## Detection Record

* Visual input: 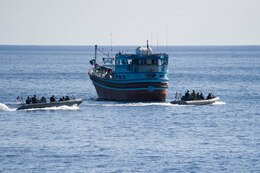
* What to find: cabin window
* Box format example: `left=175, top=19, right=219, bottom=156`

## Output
left=158, top=59, right=162, bottom=65
left=128, top=59, right=132, bottom=64
left=152, top=59, right=159, bottom=65
left=116, top=60, right=127, bottom=65
left=146, top=59, right=151, bottom=65
left=139, top=59, right=145, bottom=65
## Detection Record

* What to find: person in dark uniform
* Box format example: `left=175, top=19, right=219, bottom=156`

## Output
left=65, top=96, right=70, bottom=101
left=31, top=95, right=38, bottom=103
left=50, top=95, right=56, bottom=102
left=184, top=90, right=190, bottom=101
left=207, top=93, right=212, bottom=99
left=197, top=93, right=200, bottom=100
left=192, top=90, right=196, bottom=100
left=40, top=96, right=47, bottom=103
left=59, top=97, right=65, bottom=101
left=26, top=97, right=31, bottom=104
left=199, top=93, right=205, bottom=100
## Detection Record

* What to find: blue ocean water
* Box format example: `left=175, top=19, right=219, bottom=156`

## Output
left=0, top=45, right=259, bottom=172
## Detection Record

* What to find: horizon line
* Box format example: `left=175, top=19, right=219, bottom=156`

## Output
left=0, top=44, right=260, bottom=47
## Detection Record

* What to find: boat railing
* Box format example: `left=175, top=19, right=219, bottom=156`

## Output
left=93, top=66, right=113, bottom=79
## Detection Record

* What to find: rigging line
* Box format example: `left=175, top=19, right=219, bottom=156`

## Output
left=110, top=33, right=114, bottom=58
left=110, top=33, right=113, bottom=52
left=97, top=48, right=110, bottom=57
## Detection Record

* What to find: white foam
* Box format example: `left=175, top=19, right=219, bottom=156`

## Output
left=22, top=105, right=80, bottom=111
left=212, top=101, right=226, bottom=105
left=87, top=100, right=226, bottom=107
left=0, top=103, right=16, bottom=112
left=88, top=102, right=173, bottom=107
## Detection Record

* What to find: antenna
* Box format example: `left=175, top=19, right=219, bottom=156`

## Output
left=110, top=33, right=113, bottom=57
left=94, top=45, right=97, bottom=64
left=151, top=32, right=153, bottom=47
left=156, top=19, right=159, bottom=52
left=146, top=40, right=149, bottom=55
left=157, top=31, right=159, bottom=52
left=166, top=27, right=168, bottom=52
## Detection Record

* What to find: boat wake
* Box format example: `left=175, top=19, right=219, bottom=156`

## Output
left=0, top=103, right=80, bottom=112
left=20, top=105, right=80, bottom=111
left=0, top=103, right=16, bottom=112
left=88, top=102, right=173, bottom=107
left=87, top=100, right=226, bottom=107
left=212, top=101, right=226, bottom=105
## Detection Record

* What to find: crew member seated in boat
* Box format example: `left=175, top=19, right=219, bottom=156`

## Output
left=65, top=96, right=70, bottom=101
left=59, top=97, right=65, bottom=101
left=31, top=95, right=38, bottom=103
left=199, top=93, right=205, bottom=100
left=197, top=93, right=200, bottom=100
left=26, top=97, right=31, bottom=104
left=60, top=96, right=66, bottom=101
left=50, top=95, right=56, bottom=102
left=40, top=96, right=47, bottom=103
left=191, top=90, right=197, bottom=100
left=182, top=90, right=190, bottom=101
left=207, top=93, right=213, bottom=99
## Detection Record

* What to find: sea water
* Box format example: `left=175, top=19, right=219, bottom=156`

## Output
left=0, top=45, right=259, bottom=172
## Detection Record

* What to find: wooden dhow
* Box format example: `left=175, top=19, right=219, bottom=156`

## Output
left=88, top=41, right=169, bottom=102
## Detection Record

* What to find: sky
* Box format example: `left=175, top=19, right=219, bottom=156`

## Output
left=0, top=0, right=260, bottom=45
